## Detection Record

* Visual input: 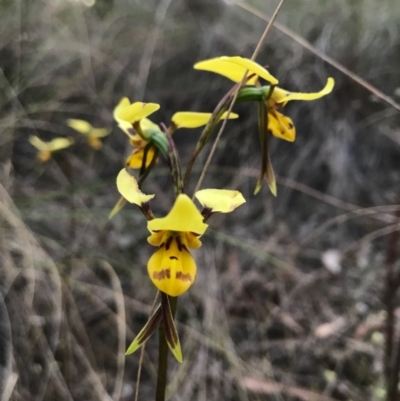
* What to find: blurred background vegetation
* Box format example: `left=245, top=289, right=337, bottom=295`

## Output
left=1, top=0, right=400, bottom=400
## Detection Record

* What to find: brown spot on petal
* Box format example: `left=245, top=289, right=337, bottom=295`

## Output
left=153, top=269, right=171, bottom=280
left=176, top=236, right=183, bottom=252
left=176, top=272, right=192, bottom=282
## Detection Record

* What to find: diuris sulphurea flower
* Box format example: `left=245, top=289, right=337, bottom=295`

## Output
left=66, top=119, right=110, bottom=150
left=116, top=169, right=245, bottom=361
left=194, top=55, right=334, bottom=195
left=29, top=135, right=74, bottom=163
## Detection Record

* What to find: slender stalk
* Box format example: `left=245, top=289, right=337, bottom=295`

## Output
left=155, top=296, right=177, bottom=401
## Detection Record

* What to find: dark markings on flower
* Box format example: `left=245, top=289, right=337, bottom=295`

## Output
left=176, top=236, right=183, bottom=252
left=190, top=232, right=200, bottom=237
left=169, top=256, right=178, bottom=260
left=176, top=272, right=192, bottom=282
left=165, top=236, right=173, bottom=250
left=153, top=269, right=171, bottom=280
left=288, top=122, right=293, bottom=129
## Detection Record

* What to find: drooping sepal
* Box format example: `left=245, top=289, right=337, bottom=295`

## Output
left=161, top=293, right=182, bottom=363
left=125, top=305, right=163, bottom=355
left=255, top=101, right=277, bottom=196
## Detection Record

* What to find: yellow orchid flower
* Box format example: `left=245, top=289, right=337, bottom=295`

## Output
left=66, top=119, right=110, bottom=150
left=171, top=111, right=239, bottom=129
left=29, top=135, right=74, bottom=162
left=147, top=195, right=207, bottom=297
left=116, top=169, right=246, bottom=296
left=267, top=77, right=335, bottom=142
left=194, top=56, right=278, bottom=85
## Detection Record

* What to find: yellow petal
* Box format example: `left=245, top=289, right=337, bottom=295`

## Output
left=126, top=147, right=157, bottom=169
left=113, top=97, right=131, bottom=123
left=148, top=230, right=166, bottom=246
left=171, top=111, right=239, bottom=129
left=147, top=235, right=197, bottom=297
left=194, top=57, right=259, bottom=86
left=268, top=110, right=296, bottom=142
left=116, top=168, right=155, bottom=206
left=221, top=56, right=279, bottom=85
left=195, top=189, right=246, bottom=213
left=148, top=194, right=208, bottom=235
left=271, top=77, right=335, bottom=105
left=29, top=135, right=47, bottom=151
left=183, top=232, right=202, bottom=249
left=115, top=101, right=160, bottom=124
left=47, top=137, right=75, bottom=151
left=66, top=119, right=92, bottom=134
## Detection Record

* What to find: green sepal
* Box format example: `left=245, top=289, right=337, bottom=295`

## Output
left=254, top=101, right=277, bottom=196
left=109, top=196, right=127, bottom=219
left=237, top=86, right=273, bottom=103
left=125, top=304, right=163, bottom=355
left=237, top=87, right=266, bottom=103
left=148, top=131, right=168, bottom=157
left=161, top=293, right=182, bottom=363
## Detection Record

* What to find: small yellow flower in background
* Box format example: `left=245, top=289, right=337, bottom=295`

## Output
left=171, top=111, right=239, bottom=129
left=29, top=135, right=74, bottom=162
left=194, top=56, right=278, bottom=85
left=267, top=77, right=335, bottom=142
left=66, top=119, right=111, bottom=150
left=117, top=168, right=245, bottom=297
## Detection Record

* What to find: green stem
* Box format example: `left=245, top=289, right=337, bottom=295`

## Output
left=155, top=296, right=177, bottom=401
